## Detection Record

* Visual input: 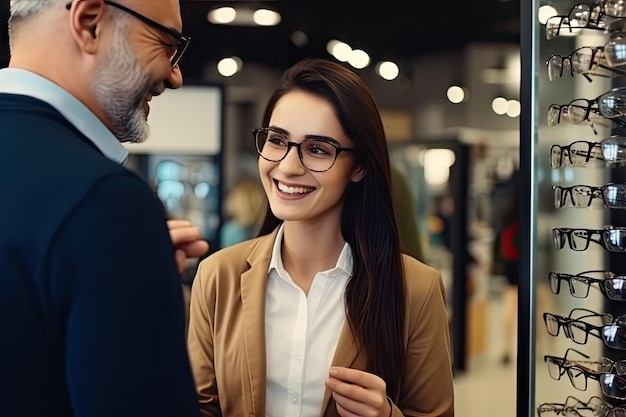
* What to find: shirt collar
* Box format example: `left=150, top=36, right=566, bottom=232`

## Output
left=268, top=223, right=354, bottom=278
left=0, top=68, right=128, bottom=164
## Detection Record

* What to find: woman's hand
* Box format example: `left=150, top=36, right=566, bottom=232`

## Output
left=326, top=366, right=391, bottom=417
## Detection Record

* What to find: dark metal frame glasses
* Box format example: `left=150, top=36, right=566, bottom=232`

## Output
left=66, top=0, right=191, bottom=67
left=549, top=270, right=626, bottom=301
left=550, top=136, right=626, bottom=168
left=253, top=127, right=355, bottom=173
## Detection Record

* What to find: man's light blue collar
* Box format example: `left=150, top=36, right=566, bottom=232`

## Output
left=0, top=68, right=128, bottom=164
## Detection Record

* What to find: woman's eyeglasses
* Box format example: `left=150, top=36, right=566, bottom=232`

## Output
left=553, top=183, right=626, bottom=208
left=549, top=270, right=626, bottom=301
left=253, top=127, right=355, bottom=172
left=553, top=226, right=626, bottom=252
left=550, top=137, right=626, bottom=168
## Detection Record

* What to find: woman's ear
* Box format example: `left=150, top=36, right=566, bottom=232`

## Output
left=351, top=165, right=366, bottom=183
left=68, top=0, right=106, bottom=55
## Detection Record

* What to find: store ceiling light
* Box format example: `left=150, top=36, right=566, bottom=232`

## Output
left=207, top=5, right=281, bottom=26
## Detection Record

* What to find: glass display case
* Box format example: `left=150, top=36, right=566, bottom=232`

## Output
left=522, top=1, right=626, bottom=415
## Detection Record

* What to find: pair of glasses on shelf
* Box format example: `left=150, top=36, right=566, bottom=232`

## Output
left=548, top=87, right=626, bottom=131
left=553, top=183, right=626, bottom=208
left=543, top=308, right=626, bottom=349
left=549, top=270, right=626, bottom=301
left=537, top=394, right=626, bottom=417
left=545, top=348, right=626, bottom=399
left=553, top=226, right=626, bottom=252
left=550, top=136, right=626, bottom=168
left=547, top=34, right=626, bottom=82
left=545, top=1, right=626, bottom=40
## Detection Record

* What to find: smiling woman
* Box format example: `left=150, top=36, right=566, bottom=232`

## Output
left=187, top=58, right=455, bottom=417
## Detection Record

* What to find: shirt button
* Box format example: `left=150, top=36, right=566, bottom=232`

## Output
left=291, top=398, right=297, bottom=404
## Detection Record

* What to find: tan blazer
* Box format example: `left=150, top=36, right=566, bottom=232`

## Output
left=187, top=229, right=454, bottom=417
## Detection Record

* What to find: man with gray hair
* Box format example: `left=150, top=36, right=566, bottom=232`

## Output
left=0, top=1, right=207, bottom=416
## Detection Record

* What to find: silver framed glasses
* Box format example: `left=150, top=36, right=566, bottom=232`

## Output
left=550, top=136, right=626, bottom=167
left=253, top=127, right=356, bottom=172
left=553, top=183, right=626, bottom=208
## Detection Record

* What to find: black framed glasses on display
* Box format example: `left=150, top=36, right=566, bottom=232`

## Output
left=547, top=45, right=626, bottom=82
left=65, top=0, right=191, bottom=67
left=543, top=310, right=626, bottom=349
left=537, top=395, right=615, bottom=417
left=549, top=87, right=626, bottom=130
left=553, top=226, right=626, bottom=252
left=548, top=103, right=602, bottom=134
left=545, top=1, right=626, bottom=40
left=550, top=136, right=626, bottom=168
left=553, top=183, right=626, bottom=208
left=253, top=127, right=355, bottom=173
left=548, top=270, right=626, bottom=301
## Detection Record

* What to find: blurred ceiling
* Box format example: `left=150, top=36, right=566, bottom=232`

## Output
left=177, top=0, right=521, bottom=79
left=0, top=0, right=520, bottom=78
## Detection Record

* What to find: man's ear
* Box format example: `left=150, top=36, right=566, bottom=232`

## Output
left=351, top=165, right=366, bottom=183
left=68, top=0, right=107, bottom=55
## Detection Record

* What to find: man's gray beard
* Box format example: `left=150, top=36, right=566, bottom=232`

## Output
left=92, top=22, right=153, bottom=144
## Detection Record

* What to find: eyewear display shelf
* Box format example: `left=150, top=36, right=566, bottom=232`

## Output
left=522, top=1, right=626, bottom=416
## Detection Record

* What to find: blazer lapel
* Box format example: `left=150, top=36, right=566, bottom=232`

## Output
left=240, top=230, right=278, bottom=415
left=320, top=321, right=360, bottom=417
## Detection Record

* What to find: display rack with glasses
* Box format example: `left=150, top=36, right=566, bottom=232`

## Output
left=528, top=1, right=626, bottom=415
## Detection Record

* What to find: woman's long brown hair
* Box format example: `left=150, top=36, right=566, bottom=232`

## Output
left=256, top=58, right=406, bottom=397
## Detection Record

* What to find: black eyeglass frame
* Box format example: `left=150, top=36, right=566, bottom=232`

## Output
left=553, top=183, right=626, bottom=209
left=65, top=0, right=191, bottom=67
left=548, top=270, right=626, bottom=301
left=253, top=127, right=356, bottom=173
left=550, top=136, right=626, bottom=168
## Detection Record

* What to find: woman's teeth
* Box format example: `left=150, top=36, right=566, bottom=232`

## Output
left=277, top=182, right=313, bottom=194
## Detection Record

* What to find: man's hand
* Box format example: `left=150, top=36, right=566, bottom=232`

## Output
left=167, top=219, right=210, bottom=273
left=326, top=366, right=391, bottom=417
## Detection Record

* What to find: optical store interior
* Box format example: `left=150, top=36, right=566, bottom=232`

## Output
left=11, top=0, right=626, bottom=415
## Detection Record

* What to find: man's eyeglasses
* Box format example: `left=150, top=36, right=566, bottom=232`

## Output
left=552, top=226, right=626, bottom=252
left=253, top=127, right=355, bottom=173
left=553, top=183, right=626, bottom=208
left=545, top=1, right=626, bottom=40
left=550, top=137, right=626, bottom=168
left=549, top=270, right=626, bottom=301
left=66, top=1, right=191, bottom=67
